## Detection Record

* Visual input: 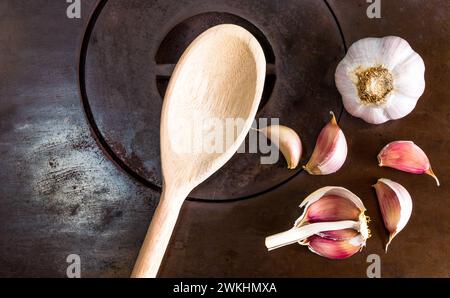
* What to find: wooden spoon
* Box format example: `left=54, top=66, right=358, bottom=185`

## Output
left=131, top=24, right=266, bottom=277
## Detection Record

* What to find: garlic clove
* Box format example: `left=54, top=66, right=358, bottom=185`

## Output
left=335, top=36, right=425, bottom=124
left=296, top=186, right=367, bottom=224
left=259, top=125, right=302, bottom=169
left=304, top=234, right=364, bottom=259
left=373, top=178, right=413, bottom=252
left=303, top=112, right=348, bottom=175
left=302, top=195, right=361, bottom=223
left=378, top=141, right=440, bottom=186
left=296, top=185, right=371, bottom=243
left=265, top=186, right=370, bottom=257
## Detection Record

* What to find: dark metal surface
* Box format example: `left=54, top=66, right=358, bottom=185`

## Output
left=0, top=0, right=153, bottom=277
left=83, top=0, right=344, bottom=200
left=0, top=0, right=449, bottom=277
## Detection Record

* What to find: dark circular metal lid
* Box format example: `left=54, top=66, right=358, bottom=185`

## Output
left=80, top=0, right=345, bottom=200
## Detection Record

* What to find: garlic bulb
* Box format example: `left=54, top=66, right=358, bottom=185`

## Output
left=303, top=112, right=348, bottom=175
left=258, top=125, right=302, bottom=169
left=378, top=141, right=440, bottom=186
left=373, top=178, right=413, bottom=252
left=335, top=36, right=425, bottom=124
left=265, top=187, right=370, bottom=259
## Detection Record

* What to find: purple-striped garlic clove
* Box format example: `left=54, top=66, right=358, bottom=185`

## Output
left=295, top=186, right=368, bottom=230
left=310, top=229, right=364, bottom=259
left=301, top=195, right=361, bottom=224
left=259, top=125, right=302, bottom=169
left=303, top=112, right=347, bottom=175
left=378, top=141, right=440, bottom=186
left=304, top=233, right=365, bottom=260
left=265, top=186, right=370, bottom=259
left=373, top=178, right=413, bottom=252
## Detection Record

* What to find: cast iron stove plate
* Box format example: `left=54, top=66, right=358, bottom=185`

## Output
left=81, top=0, right=345, bottom=200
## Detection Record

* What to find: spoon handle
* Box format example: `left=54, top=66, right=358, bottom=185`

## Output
left=131, top=187, right=186, bottom=278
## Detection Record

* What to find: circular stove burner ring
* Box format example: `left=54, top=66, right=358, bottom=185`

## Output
left=79, top=0, right=346, bottom=201
left=155, top=11, right=277, bottom=114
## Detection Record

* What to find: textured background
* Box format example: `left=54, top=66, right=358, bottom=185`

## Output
left=0, top=0, right=449, bottom=277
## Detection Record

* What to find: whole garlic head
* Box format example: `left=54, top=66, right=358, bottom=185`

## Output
left=335, top=36, right=425, bottom=124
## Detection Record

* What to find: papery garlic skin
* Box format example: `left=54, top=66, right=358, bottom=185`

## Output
left=317, top=228, right=361, bottom=241
left=259, top=125, right=302, bottom=169
left=265, top=187, right=370, bottom=259
left=373, top=178, right=413, bottom=252
left=335, top=36, right=425, bottom=124
left=303, top=112, right=348, bottom=175
left=265, top=220, right=360, bottom=251
left=378, top=141, right=440, bottom=186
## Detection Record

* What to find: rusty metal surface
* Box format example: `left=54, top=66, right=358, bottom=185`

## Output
left=0, top=0, right=449, bottom=277
left=0, top=0, right=155, bottom=277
